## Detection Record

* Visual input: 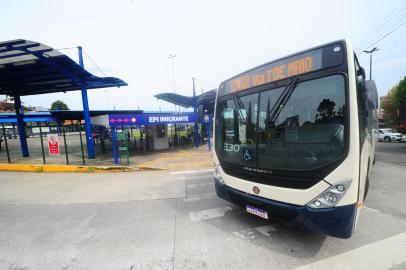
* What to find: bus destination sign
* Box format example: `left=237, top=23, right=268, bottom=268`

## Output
left=220, top=48, right=328, bottom=95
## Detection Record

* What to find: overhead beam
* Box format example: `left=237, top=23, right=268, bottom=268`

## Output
left=0, top=48, right=53, bottom=60
left=0, top=42, right=41, bottom=54
left=27, top=50, right=84, bottom=87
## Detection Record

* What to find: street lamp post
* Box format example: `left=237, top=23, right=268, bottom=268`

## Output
left=168, top=54, right=177, bottom=113
left=168, top=54, right=176, bottom=92
left=363, top=47, right=379, bottom=80
left=168, top=54, right=177, bottom=145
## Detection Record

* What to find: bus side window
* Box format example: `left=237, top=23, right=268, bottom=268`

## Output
left=365, top=80, right=379, bottom=131
left=355, top=59, right=370, bottom=144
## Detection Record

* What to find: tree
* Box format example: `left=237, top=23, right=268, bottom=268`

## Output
left=50, top=100, right=69, bottom=111
left=393, top=75, right=406, bottom=108
left=381, top=87, right=397, bottom=128
left=381, top=75, right=406, bottom=128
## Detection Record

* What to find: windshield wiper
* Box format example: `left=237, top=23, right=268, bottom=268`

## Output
left=267, top=77, right=299, bottom=125
left=232, top=92, right=246, bottom=123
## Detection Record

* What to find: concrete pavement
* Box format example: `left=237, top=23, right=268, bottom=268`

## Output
left=0, top=171, right=185, bottom=204
left=375, top=141, right=406, bottom=167
left=0, top=143, right=405, bottom=269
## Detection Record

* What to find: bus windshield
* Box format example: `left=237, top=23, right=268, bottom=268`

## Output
left=215, top=74, right=346, bottom=171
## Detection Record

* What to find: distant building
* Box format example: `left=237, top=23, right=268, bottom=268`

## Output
left=29, top=106, right=49, bottom=112
left=0, top=100, right=15, bottom=112
left=0, top=96, right=47, bottom=112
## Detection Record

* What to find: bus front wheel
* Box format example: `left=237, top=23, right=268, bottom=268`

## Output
left=364, top=176, right=370, bottom=201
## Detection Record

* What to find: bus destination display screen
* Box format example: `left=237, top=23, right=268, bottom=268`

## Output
left=219, top=43, right=345, bottom=96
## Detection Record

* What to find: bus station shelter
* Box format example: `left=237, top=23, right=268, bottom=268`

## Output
left=0, top=39, right=127, bottom=159
left=91, top=111, right=198, bottom=164
left=155, top=89, right=216, bottom=114
left=155, top=88, right=216, bottom=144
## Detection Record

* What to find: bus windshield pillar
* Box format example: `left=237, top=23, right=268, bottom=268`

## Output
left=207, top=114, right=212, bottom=151
left=193, top=77, right=199, bottom=147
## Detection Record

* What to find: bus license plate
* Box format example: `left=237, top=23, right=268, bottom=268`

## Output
left=246, top=205, right=269, bottom=220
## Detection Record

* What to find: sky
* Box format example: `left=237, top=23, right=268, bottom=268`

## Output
left=1, top=0, right=406, bottom=111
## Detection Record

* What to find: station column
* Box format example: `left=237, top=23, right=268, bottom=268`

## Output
left=14, top=95, right=29, bottom=157
left=78, top=46, right=95, bottom=159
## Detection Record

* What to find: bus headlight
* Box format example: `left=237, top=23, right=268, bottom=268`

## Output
left=214, top=164, right=224, bottom=184
left=307, top=179, right=352, bottom=208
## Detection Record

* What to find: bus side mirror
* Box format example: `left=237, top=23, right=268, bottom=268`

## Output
left=357, top=67, right=366, bottom=79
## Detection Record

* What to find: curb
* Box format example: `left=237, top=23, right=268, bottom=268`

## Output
left=0, top=164, right=163, bottom=173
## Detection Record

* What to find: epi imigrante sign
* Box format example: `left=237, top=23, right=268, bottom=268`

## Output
left=108, top=113, right=196, bottom=126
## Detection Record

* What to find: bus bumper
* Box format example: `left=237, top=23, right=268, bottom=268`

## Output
left=214, top=178, right=356, bottom=238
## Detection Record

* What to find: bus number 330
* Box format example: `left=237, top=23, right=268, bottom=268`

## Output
left=224, top=143, right=240, bottom=152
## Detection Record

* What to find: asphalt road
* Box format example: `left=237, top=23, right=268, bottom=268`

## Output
left=0, top=144, right=405, bottom=270
left=375, top=140, right=406, bottom=167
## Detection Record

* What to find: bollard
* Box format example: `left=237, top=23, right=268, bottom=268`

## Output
left=2, top=123, right=11, bottom=163
left=78, top=124, right=85, bottom=165
left=62, top=125, right=69, bottom=165
left=39, top=123, right=46, bottom=164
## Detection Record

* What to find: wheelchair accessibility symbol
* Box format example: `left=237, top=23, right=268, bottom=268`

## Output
left=243, top=149, right=253, bottom=161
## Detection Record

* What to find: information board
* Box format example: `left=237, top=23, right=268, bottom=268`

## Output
left=47, top=134, right=60, bottom=155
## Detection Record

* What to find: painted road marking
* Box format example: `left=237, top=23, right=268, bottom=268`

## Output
left=183, top=197, right=203, bottom=202
left=185, top=174, right=212, bottom=180
left=183, top=194, right=218, bottom=202
left=189, top=206, right=232, bottom=222
left=233, top=229, right=257, bottom=240
left=171, top=169, right=214, bottom=175
left=233, top=225, right=278, bottom=239
left=254, top=225, right=278, bottom=236
left=363, top=206, right=381, bottom=213
left=295, top=233, right=406, bottom=270
left=187, top=182, right=214, bottom=189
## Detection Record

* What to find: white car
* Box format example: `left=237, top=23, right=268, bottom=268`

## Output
left=378, top=128, right=406, bottom=143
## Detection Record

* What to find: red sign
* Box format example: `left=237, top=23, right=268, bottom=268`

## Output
left=47, top=134, right=60, bottom=155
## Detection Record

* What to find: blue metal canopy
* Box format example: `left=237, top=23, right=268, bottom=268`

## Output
left=0, top=39, right=128, bottom=159
left=0, top=111, right=56, bottom=123
left=154, top=89, right=217, bottom=108
left=0, top=39, right=128, bottom=96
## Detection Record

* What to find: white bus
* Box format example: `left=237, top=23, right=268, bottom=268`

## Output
left=213, top=40, right=379, bottom=238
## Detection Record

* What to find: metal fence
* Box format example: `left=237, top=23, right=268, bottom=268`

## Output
left=0, top=123, right=92, bottom=165
left=0, top=123, right=207, bottom=165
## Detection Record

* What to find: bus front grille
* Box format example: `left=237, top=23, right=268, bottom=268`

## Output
left=221, top=162, right=320, bottom=189
left=227, top=189, right=299, bottom=221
